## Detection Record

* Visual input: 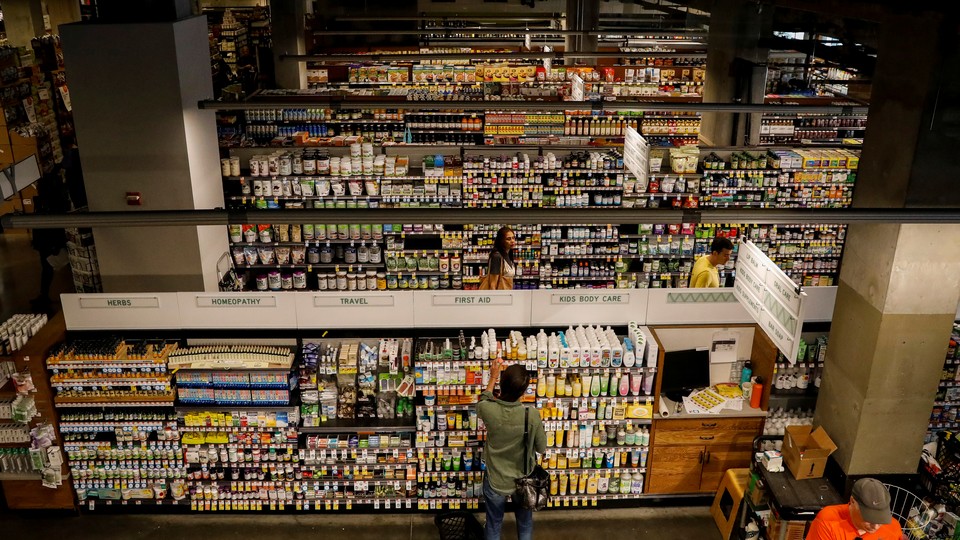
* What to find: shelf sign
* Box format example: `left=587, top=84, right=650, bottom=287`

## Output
left=623, top=126, right=650, bottom=188
left=195, top=296, right=277, bottom=307
left=571, top=74, right=585, bottom=102
left=733, top=240, right=807, bottom=363
left=551, top=294, right=628, bottom=305
left=432, top=295, right=512, bottom=306
left=79, top=297, right=160, bottom=309
left=314, top=295, right=395, bottom=307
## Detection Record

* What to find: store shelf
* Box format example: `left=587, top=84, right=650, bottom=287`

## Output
left=541, top=239, right=621, bottom=244
left=300, top=419, right=416, bottom=433
left=55, top=396, right=175, bottom=406
left=538, top=367, right=652, bottom=373
left=52, top=378, right=171, bottom=386
left=246, top=119, right=405, bottom=125
left=544, top=186, right=622, bottom=192
left=540, top=419, right=653, bottom=427
left=541, top=277, right=618, bottom=282
left=47, top=361, right=167, bottom=370
left=543, top=467, right=646, bottom=474
left=175, top=405, right=297, bottom=413
left=541, top=254, right=623, bottom=260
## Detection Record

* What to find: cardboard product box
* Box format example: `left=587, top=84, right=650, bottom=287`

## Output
left=783, top=425, right=837, bottom=480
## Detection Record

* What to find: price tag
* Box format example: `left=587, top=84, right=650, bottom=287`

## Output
left=346, top=501, right=352, bottom=510
left=296, top=502, right=302, bottom=511
left=325, top=501, right=332, bottom=510
left=333, top=501, right=339, bottom=511
left=374, top=500, right=380, bottom=510
left=430, top=500, right=437, bottom=510
left=269, top=502, right=276, bottom=511
left=592, top=497, right=598, bottom=507
left=385, top=500, right=391, bottom=510
left=406, top=500, right=412, bottom=509
left=563, top=498, right=570, bottom=507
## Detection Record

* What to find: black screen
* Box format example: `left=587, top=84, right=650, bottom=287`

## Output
left=659, top=348, right=711, bottom=402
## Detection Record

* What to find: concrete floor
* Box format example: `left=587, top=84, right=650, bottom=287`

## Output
left=0, top=230, right=724, bottom=539
left=2, top=506, right=723, bottom=539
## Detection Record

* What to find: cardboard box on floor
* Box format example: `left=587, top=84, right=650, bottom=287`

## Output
left=783, top=425, right=837, bottom=480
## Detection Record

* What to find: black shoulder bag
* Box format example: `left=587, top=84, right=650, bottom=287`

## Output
left=513, top=408, right=550, bottom=511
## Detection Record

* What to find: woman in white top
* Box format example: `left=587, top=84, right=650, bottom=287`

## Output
left=487, top=226, right=517, bottom=288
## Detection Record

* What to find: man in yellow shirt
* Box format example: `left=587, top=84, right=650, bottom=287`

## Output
left=690, top=237, right=734, bottom=288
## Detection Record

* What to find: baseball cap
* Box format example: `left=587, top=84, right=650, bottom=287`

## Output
left=852, top=478, right=893, bottom=525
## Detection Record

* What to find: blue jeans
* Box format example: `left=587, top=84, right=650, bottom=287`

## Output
left=484, top=476, right=533, bottom=540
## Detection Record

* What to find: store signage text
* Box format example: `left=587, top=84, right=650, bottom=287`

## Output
left=196, top=296, right=277, bottom=307
left=432, top=295, right=513, bottom=306
left=551, top=294, right=628, bottom=305
left=314, top=296, right=395, bottom=307
left=79, top=297, right=160, bottom=309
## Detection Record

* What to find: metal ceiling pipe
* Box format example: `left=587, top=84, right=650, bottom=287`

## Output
left=6, top=208, right=960, bottom=229
left=197, top=99, right=868, bottom=115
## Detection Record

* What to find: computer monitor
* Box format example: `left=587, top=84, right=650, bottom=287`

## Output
left=659, top=348, right=711, bottom=402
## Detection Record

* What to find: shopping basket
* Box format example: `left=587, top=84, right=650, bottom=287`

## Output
left=217, top=252, right=244, bottom=292
left=434, top=510, right=483, bottom=540
left=886, top=483, right=932, bottom=538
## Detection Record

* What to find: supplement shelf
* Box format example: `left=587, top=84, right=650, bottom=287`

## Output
left=84, top=499, right=190, bottom=509
left=55, top=397, right=175, bottom=406
left=299, top=419, right=416, bottom=433
left=51, top=378, right=171, bottom=386
left=231, top=240, right=384, bottom=247
left=541, top=255, right=623, bottom=260
left=539, top=367, right=652, bottom=374
left=544, top=467, right=646, bottom=474
left=541, top=419, right=653, bottom=427
left=228, top=195, right=383, bottom=202
left=47, top=361, right=167, bottom=370
left=541, top=239, right=620, bottom=245
left=175, top=405, right=299, bottom=413
left=543, top=186, right=623, bottom=192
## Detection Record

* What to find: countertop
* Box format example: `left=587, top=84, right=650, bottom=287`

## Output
left=656, top=396, right=768, bottom=420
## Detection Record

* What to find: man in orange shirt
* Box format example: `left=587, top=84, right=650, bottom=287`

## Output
left=805, top=478, right=903, bottom=540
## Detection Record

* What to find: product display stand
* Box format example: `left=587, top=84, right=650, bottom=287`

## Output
left=1, top=313, right=75, bottom=511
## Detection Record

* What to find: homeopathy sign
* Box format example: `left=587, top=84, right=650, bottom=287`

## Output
left=733, top=240, right=807, bottom=363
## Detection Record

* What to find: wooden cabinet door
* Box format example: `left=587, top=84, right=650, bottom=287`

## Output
left=699, top=447, right=754, bottom=492
left=647, top=445, right=704, bottom=494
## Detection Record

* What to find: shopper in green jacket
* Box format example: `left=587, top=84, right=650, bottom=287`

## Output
left=478, top=358, right=546, bottom=540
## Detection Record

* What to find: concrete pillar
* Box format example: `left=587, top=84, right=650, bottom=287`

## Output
left=700, top=0, right=771, bottom=146
left=564, top=0, right=598, bottom=65
left=815, top=224, right=960, bottom=474
left=3, top=0, right=45, bottom=49
left=815, top=9, right=960, bottom=476
left=60, top=16, right=226, bottom=292
left=271, top=0, right=310, bottom=89
left=855, top=11, right=960, bottom=208
left=43, top=0, right=82, bottom=34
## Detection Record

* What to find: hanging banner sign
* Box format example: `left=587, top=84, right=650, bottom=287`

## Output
left=733, top=240, right=807, bottom=363
left=571, top=74, right=584, bottom=102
